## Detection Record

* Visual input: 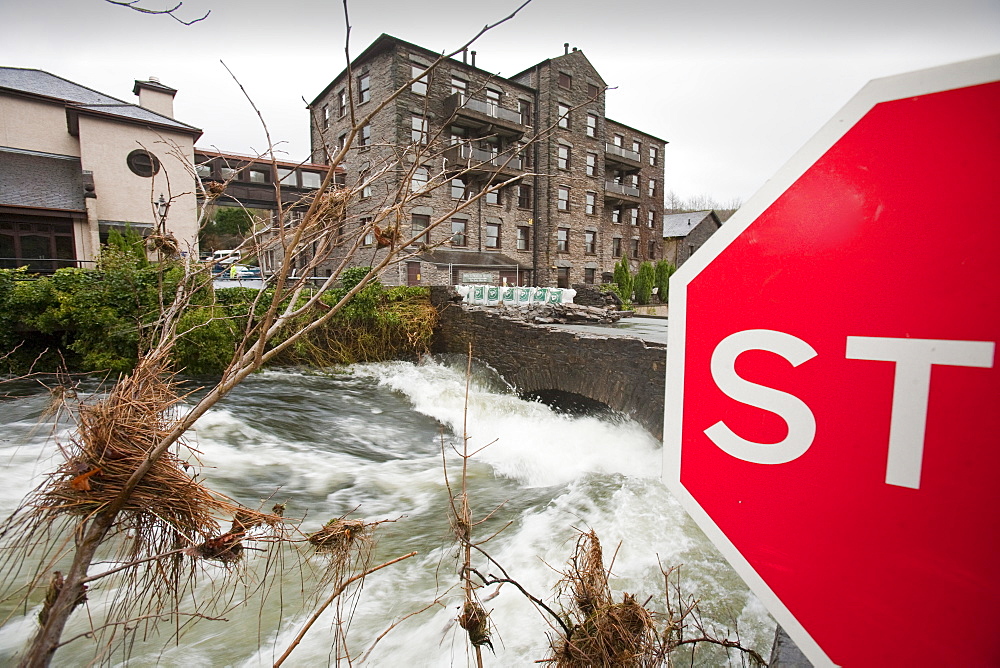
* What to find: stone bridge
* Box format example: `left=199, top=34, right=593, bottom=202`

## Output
left=430, top=288, right=667, bottom=439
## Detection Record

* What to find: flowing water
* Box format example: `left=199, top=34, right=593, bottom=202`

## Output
left=0, top=358, right=774, bottom=666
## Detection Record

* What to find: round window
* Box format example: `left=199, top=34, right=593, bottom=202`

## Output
left=126, top=149, right=161, bottom=177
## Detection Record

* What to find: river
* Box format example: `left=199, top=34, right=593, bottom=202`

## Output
left=0, top=358, right=774, bottom=666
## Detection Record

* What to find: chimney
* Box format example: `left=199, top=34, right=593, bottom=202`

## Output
left=462, top=48, right=467, bottom=64
left=564, top=42, right=569, bottom=55
left=471, top=50, right=477, bottom=68
left=572, top=47, right=578, bottom=52
left=133, top=76, right=177, bottom=119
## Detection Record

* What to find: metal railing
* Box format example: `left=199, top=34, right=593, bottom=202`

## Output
left=449, top=94, right=524, bottom=125
left=605, top=143, right=642, bottom=163
left=605, top=181, right=641, bottom=198
left=446, top=144, right=523, bottom=170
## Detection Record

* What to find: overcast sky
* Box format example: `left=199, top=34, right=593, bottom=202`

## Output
left=2, top=0, right=998, bottom=204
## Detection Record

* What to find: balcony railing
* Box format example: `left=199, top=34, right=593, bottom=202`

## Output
left=444, top=93, right=526, bottom=136
left=604, top=181, right=641, bottom=198
left=445, top=144, right=523, bottom=172
left=605, top=143, right=642, bottom=164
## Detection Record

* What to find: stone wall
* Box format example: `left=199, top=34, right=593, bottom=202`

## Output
left=430, top=286, right=665, bottom=438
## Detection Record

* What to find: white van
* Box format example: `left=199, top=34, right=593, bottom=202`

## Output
left=211, top=250, right=241, bottom=265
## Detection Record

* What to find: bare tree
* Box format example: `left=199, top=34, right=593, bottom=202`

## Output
left=2, top=2, right=540, bottom=666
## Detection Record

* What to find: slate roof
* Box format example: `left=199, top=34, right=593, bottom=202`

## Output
left=0, top=148, right=85, bottom=211
left=662, top=210, right=719, bottom=238
left=0, top=67, right=201, bottom=135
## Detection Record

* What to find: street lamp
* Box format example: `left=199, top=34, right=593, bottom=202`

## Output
left=156, top=194, right=169, bottom=233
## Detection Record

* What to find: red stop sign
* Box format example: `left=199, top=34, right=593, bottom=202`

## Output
left=664, top=56, right=1000, bottom=667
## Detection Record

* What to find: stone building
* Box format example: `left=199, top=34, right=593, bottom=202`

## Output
left=661, top=209, right=722, bottom=267
left=308, top=35, right=667, bottom=287
left=0, top=68, right=202, bottom=271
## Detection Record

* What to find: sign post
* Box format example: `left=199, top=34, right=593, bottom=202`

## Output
left=663, top=56, right=1000, bottom=667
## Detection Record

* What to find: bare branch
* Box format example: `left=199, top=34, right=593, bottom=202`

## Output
left=103, top=0, right=210, bottom=25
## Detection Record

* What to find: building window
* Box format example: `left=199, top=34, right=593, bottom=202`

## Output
left=648, top=178, right=656, bottom=198
left=359, top=124, right=371, bottom=146
left=411, top=214, right=430, bottom=244
left=557, top=266, right=570, bottom=288
left=516, top=226, right=530, bottom=250
left=631, top=238, right=640, bottom=258
left=557, top=186, right=570, bottom=211
left=613, top=133, right=624, bottom=147
left=647, top=210, right=656, bottom=228
left=322, top=104, right=330, bottom=128
left=277, top=168, right=296, bottom=187
left=558, top=103, right=570, bottom=129
left=558, top=71, right=572, bottom=89
left=249, top=168, right=268, bottom=184
left=585, top=191, right=596, bottom=215
left=586, top=152, right=597, bottom=177
left=359, top=170, right=371, bottom=198
left=485, top=186, right=500, bottom=206
left=411, top=165, right=429, bottom=193
left=451, top=178, right=468, bottom=200
left=586, top=113, right=598, bottom=138
left=126, top=149, right=160, bottom=178
left=557, top=227, right=569, bottom=252
left=519, top=99, right=532, bottom=125
left=451, top=77, right=467, bottom=96
left=220, top=166, right=240, bottom=181
left=486, top=222, right=501, bottom=249
left=557, top=145, right=570, bottom=170
left=631, top=173, right=640, bottom=189
left=588, top=82, right=600, bottom=98
left=612, top=237, right=622, bottom=257
left=517, top=184, right=532, bottom=209
left=337, top=133, right=347, bottom=152
left=585, top=267, right=596, bottom=284
left=451, top=219, right=467, bottom=246
left=195, top=162, right=212, bottom=178
left=585, top=230, right=596, bottom=254
left=649, top=145, right=658, bottom=166
left=338, top=90, right=347, bottom=117
left=648, top=240, right=657, bottom=259
left=411, top=63, right=428, bottom=95
left=611, top=206, right=621, bottom=224
left=486, top=88, right=501, bottom=107
left=411, top=115, right=428, bottom=144
left=361, top=217, right=374, bottom=246
left=628, top=208, right=638, bottom=225
left=632, top=139, right=641, bottom=154
left=358, top=73, right=370, bottom=104
left=301, top=171, right=322, bottom=189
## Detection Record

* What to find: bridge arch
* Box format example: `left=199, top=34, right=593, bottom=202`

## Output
left=430, top=289, right=667, bottom=439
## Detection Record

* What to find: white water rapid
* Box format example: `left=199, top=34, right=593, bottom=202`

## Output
left=0, top=358, right=774, bottom=666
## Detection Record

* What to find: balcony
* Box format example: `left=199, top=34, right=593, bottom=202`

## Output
left=604, top=180, right=641, bottom=203
left=604, top=142, right=642, bottom=171
left=443, top=93, right=526, bottom=137
left=444, top=143, right=524, bottom=179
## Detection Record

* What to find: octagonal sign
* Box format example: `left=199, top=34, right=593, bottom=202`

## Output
left=663, top=56, right=999, bottom=667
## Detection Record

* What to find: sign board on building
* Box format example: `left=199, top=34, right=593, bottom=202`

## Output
left=663, top=56, right=999, bottom=667
left=460, top=272, right=493, bottom=284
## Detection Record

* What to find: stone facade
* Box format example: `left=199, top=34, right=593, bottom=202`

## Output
left=662, top=210, right=722, bottom=267
left=308, top=36, right=667, bottom=289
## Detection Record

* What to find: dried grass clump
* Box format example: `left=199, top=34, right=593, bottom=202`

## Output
left=308, top=518, right=369, bottom=555
left=146, top=232, right=179, bottom=256
left=548, top=531, right=657, bottom=667
left=312, top=188, right=351, bottom=231
left=459, top=600, right=493, bottom=653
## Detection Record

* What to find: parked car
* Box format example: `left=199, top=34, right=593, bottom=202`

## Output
left=226, top=264, right=261, bottom=280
